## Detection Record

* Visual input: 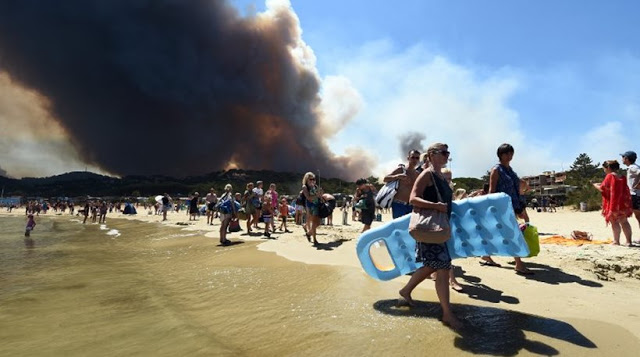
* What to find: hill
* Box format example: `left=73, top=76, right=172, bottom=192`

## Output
left=0, top=170, right=361, bottom=199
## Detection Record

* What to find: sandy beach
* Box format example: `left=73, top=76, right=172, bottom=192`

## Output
left=3, top=205, right=640, bottom=354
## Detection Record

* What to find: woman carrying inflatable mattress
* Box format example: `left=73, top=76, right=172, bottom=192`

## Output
left=398, top=142, right=462, bottom=330
left=480, top=143, right=533, bottom=275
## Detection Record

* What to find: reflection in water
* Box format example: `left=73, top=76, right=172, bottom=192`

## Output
left=0, top=216, right=636, bottom=356
left=24, top=237, right=35, bottom=249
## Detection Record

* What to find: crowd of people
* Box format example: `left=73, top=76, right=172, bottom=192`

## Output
left=9, top=143, right=640, bottom=331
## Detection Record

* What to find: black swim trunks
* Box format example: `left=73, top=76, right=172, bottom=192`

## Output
left=360, top=209, right=374, bottom=225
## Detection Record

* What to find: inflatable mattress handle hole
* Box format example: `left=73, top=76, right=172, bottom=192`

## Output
left=369, top=240, right=396, bottom=272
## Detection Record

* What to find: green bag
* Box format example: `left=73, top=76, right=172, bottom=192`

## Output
left=523, top=224, right=540, bottom=257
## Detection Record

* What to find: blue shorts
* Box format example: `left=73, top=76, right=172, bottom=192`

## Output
left=391, top=200, right=413, bottom=219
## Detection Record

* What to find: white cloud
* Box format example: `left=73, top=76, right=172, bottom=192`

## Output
left=322, top=41, right=559, bottom=178
left=579, top=122, right=632, bottom=165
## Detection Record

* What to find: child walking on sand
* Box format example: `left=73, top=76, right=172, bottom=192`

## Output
left=278, top=197, right=292, bottom=233
left=25, top=214, right=36, bottom=236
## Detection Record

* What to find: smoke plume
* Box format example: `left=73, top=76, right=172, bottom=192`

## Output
left=398, top=132, right=426, bottom=157
left=0, top=0, right=372, bottom=180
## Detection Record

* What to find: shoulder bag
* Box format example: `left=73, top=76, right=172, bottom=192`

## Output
left=375, top=165, right=405, bottom=209
left=408, top=171, right=451, bottom=244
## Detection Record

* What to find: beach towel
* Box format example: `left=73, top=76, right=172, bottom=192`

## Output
left=540, top=236, right=612, bottom=246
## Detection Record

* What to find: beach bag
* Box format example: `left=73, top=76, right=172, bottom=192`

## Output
left=523, top=224, right=540, bottom=257
left=218, top=196, right=238, bottom=215
left=237, top=208, right=248, bottom=220
left=408, top=172, right=451, bottom=244
left=227, top=218, right=241, bottom=233
left=375, top=165, right=405, bottom=208
left=375, top=180, right=398, bottom=209
left=318, top=202, right=331, bottom=218
left=355, top=199, right=367, bottom=210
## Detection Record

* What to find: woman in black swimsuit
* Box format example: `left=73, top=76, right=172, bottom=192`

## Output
left=398, top=143, right=462, bottom=330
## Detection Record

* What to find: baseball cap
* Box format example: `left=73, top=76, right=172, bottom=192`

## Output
left=620, top=151, right=637, bottom=161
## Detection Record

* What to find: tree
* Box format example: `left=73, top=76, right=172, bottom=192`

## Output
left=480, top=170, right=491, bottom=183
left=565, top=153, right=603, bottom=210
left=565, top=153, right=601, bottom=186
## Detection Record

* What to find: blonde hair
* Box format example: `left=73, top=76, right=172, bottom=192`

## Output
left=453, top=188, right=467, bottom=201
left=302, top=172, right=315, bottom=185
left=419, top=152, right=429, bottom=164
left=246, top=182, right=254, bottom=189
left=224, top=184, right=232, bottom=191
left=427, top=142, right=448, bottom=160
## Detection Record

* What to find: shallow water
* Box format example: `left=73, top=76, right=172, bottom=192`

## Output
left=1, top=216, right=637, bottom=356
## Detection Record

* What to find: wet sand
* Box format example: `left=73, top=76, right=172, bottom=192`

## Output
left=2, top=207, right=640, bottom=355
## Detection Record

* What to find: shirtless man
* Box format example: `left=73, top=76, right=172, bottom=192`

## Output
left=383, top=150, right=421, bottom=219
left=205, top=188, right=218, bottom=225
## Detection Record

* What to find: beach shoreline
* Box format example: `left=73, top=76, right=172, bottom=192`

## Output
left=3, top=205, right=640, bottom=346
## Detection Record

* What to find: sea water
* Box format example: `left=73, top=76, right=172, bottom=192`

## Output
left=0, top=216, right=627, bottom=356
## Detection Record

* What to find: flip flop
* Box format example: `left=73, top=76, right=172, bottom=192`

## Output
left=450, top=285, right=464, bottom=293
left=479, top=261, right=501, bottom=267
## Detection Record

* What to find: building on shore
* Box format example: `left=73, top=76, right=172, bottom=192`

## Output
left=522, top=171, right=576, bottom=203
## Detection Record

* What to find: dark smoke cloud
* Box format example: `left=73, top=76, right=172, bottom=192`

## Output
left=398, top=132, right=426, bottom=157
left=0, top=0, right=369, bottom=180
left=0, top=165, right=9, bottom=178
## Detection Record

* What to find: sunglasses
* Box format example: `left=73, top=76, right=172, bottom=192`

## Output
left=309, top=178, right=316, bottom=180
left=410, top=156, right=420, bottom=160
left=437, top=150, right=450, bottom=156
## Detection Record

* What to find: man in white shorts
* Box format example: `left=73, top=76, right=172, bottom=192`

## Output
left=621, top=151, right=640, bottom=232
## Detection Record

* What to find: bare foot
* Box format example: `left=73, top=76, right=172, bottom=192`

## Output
left=442, top=314, right=463, bottom=330
left=398, top=289, right=415, bottom=307
left=450, top=281, right=464, bottom=292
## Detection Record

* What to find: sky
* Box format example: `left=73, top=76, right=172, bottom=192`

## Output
left=233, top=0, right=640, bottom=178
left=0, top=0, right=638, bottom=180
